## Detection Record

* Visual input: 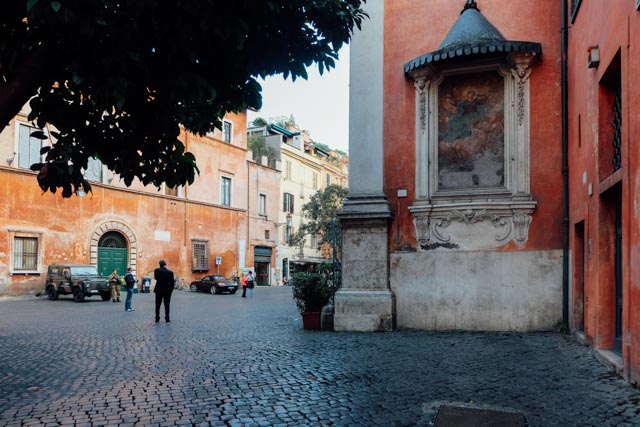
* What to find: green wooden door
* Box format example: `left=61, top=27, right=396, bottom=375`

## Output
left=98, top=247, right=127, bottom=277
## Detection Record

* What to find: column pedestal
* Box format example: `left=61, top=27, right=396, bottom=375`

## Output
left=334, top=197, right=394, bottom=332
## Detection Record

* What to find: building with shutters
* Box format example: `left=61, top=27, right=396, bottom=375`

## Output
left=0, top=105, right=249, bottom=295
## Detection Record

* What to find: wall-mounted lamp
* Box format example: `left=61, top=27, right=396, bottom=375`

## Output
left=6, top=152, right=16, bottom=165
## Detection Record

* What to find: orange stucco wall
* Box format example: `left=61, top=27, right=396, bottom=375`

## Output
left=382, top=0, right=563, bottom=252
left=567, top=1, right=640, bottom=383
left=0, top=112, right=249, bottom=295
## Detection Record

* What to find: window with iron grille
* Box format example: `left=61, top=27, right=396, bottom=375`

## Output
left=221, top=176, right=232, bottom=206
left=18, top=124, right=45, bottom=170
left=191, top=240, right=210, bottom=271
left=612, top=81, right=622, bottom=171
left=222, top=120, right=232, bottom=143
left=13, top=236, right=38, bottom=271
left=283, top=192, right=294, bottom=213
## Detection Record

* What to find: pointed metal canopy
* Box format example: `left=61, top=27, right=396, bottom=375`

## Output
left=404, top=0, right=541, bottom=73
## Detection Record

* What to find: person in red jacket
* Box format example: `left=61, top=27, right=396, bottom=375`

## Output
left=241, top=272, right=248, bottom=298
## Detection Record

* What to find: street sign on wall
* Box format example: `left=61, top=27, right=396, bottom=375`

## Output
left=215, top=256, right=222, bottom=265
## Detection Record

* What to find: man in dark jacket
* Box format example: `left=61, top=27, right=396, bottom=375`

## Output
left=153, top=260, right=174, bottom=323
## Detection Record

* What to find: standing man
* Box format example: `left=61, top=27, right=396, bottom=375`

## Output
left=153, top=260, right=174, bottom=323
left=124, top=267, right=136, bottom=312
left=247, top=271, right=255, bottom=297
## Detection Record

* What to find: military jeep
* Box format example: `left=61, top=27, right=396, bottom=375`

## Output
left=45, top=264, right=111, bottom=302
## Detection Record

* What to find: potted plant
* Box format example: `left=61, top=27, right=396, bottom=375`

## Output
left=291, top=272, right=331, bottom=330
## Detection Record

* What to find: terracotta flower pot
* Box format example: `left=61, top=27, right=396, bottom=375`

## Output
left=301, top=311, right=322, bottom=330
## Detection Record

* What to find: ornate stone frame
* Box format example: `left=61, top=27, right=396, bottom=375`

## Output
left=408, top=53, right=537, bottom=249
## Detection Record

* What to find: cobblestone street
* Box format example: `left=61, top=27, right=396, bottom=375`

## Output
left=1, top=287, right=640, bottom=426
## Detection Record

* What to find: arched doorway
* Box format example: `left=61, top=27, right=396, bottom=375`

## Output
left=97, top=231, right=128, bottom=277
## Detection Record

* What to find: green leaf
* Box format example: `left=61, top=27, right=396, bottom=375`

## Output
left=26, top=0, right=40, bottom=12
left=30, top=130, right=48, bottom=140
left=50, top=1, right=61, bottom=12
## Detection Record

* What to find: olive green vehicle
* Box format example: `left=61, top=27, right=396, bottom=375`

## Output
left=45, top=264, right=111, bottom=302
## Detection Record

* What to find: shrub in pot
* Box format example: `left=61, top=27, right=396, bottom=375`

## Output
left=291, top=272, right=331, bottom=330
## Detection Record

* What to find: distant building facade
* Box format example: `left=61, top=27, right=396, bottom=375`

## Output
left=248, top=120, right=348, bottom=280
left=0, top=107, right=248, bottom=295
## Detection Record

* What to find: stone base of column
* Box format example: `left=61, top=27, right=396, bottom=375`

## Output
left=334, top=289, right=395, bottom=331
left=335, top=195, right=394, bottom=332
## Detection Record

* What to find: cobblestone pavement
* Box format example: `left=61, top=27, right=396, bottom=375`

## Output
left=1, top=287, right=640, bottom=427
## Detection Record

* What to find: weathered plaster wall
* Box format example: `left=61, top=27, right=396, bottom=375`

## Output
left=0, top=112, right=249, bottom=296
left=567, top=1, right=640, bottom=383
left=391, top=250, right=563, bottom=331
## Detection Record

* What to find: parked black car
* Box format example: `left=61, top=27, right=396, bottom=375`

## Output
left=190, top=275, right=238, bottom=295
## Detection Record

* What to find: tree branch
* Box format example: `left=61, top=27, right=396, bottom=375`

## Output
left=0, top=47, right=51, bottom=130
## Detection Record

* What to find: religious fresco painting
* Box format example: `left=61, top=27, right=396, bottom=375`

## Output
left=437, top=71, right=505, bottom=190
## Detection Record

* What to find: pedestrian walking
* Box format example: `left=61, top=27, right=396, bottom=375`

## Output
left=247, top=271, right=255, bottom=297
left=108, top=268, right=121, bottom=303
left=153, top=260, right=174, bottom=323
left=241, top=272, right=248, bottom=297
left=124, top=267, right=136, bottom=312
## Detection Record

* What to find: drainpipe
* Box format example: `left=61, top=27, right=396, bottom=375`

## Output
left=561, top=0, right=569, bottom=333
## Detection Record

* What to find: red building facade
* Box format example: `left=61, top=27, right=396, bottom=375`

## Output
left=338, top=0, right=640, bottom=384
left=567, top=0, right=640, bottom=383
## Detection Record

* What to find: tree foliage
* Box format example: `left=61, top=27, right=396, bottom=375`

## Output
left=0, top=1, right=367, bottom=197
left=290, top=184, right=348, bottom=250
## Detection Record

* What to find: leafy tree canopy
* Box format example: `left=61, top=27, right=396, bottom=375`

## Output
left=290, top=184, right=348, bottom=249
left=0, top=1, right=366, bottom=197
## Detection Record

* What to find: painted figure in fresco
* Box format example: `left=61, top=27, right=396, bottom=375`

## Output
left=437, top=71, right=505, bottom=189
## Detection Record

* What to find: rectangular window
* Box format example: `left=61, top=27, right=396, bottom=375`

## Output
left=312, top=172, right=318, bottom=189
left=84, top=157, right=103, bottom=183
left=221, top=176, right=232, bottom=206
left=285, top=225, right=292, bottom=244
left=311, top=234, right=318, bottom=249
left=13, top=236, right=38, bottom=271
left=326, top=173, right=331, bottom=187
left=222, top=120, right=232, bottom=143
left=191, top=240, right=210, bottom=272
left=259, top=194, right=267, bottom=216
left=18, top=124, right=45, bottom=170
left=283, top=192, right=294, bottom=214
left=265, top=229, right=270, bottom=240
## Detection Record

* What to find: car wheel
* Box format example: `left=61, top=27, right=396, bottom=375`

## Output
left=210, top=286, right=217, bottom=295
left=73, top=287, right=85, bottom=302
left=101, top=292, right=111, bottom=301
left=229, top=289, right=237, bottom=295
left=190, top=284, right=198, bottom=292
left=46, top=286, right=58, bottom=300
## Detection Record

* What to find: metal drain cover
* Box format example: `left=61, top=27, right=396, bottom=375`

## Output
left=434, top=405, right=526, bottom=427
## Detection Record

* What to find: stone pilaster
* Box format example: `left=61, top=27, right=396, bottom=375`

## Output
left=334, top=1, right=394, bottom=332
